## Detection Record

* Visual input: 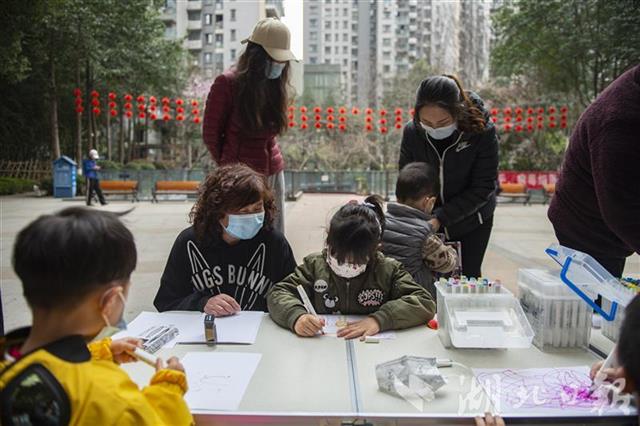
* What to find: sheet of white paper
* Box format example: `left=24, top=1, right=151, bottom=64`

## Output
left=319, top=314, right=396, bottom=339
left=473, top=366, right=636, bottom=417
left=113, top=311, right=203, bottom=348
left=177, top=311, right=265, bottom=344
left=182, top=352, right=262, bottom=411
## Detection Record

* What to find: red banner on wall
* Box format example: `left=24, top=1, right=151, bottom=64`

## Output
left=499, top=171, right=559, bottom=189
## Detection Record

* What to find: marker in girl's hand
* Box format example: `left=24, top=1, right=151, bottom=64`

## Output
left=130, top=347, right=159, bottom=368
left=297, top=285, right=325, bottom=335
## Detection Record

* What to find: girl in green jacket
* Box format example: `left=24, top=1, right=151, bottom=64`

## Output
left=267, top=195, right=436, bottom=340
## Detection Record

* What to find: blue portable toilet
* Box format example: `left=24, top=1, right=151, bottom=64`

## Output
left=53, top=156, right=77, bottom=198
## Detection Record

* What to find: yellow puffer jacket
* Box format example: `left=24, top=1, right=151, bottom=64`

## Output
left=0, top=328, right=194, bottom=426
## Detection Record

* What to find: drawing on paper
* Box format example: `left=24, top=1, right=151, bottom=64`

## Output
left=473, top=366, right=633, bottom=415
left=189, top=375, right=232, bottom=394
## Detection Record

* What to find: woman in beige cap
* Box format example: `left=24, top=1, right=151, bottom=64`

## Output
left=203, top=18, right=297, bottom=235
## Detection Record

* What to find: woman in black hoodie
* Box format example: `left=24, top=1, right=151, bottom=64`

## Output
left=399, top=75, right=499, bottom=278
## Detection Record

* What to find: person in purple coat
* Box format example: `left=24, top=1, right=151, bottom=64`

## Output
left=548, top=64, right=640, bottom=277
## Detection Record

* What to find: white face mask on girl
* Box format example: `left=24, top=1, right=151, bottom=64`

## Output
left=266, top=61, right=286, bottom=79
left=327, top=252, right=367, bottom=279
left=421, top=122, right=457, bottom=140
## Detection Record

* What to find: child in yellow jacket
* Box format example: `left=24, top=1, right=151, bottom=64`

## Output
left=0, top=207, right=193, bottom=426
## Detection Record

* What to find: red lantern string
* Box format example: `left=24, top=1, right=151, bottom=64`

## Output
left=124, top=94, right=133, bottom=102
left=365, top=116, right=373, bottom=123
left=150, top=113, right=158, bottom=120
left=126, top=111, right=133, bottom=118
left=504, top=116, right=512, bottom=123
left=515, top=125, right=523, bottom=132
left=149, top=105, right=157, bottom=112
left=191, top=99, right=198, bottom=107
left=527, top=124, right=534, bottom=132
left=176, top=99, right=184, bottom=106
left=91, top=99, right=100, bottom=107
left=163, top=114, right=171, bottom=121
left=515, top=107, right=523, bottom=115
left=327, top=123, right=335, bottom=129
left=191, top=109, right=199, bottom=115
left=380, top=109, right=387, bottom=116
left=560, top=106, right=568, bottom=113
left=352, top=108, right=360, bottom=115
left=395, top=115, right=403, bottom=122
left=491, top=117, right=498, bottom=123
left=287, top=113, right=294, bottom=120
left=395, top=123, right=402, bottom=129
left=379, top=118, right=387, bottom=125
left=490, top=108, right=498, bottom=116
left=193, top=116, right=201, bottom=124
left=365, top=124, right=373, bottom=131
left=90, top=90, right=99, bottom=98
left=124, top=102, right=132, bottom=110
left=314, top=122, right=322, bottom=129
left=395, top=108, right=403, bottom=115
left=503, top=124, right=512, bottom=132
left=549, top=122, right=557, bottom=128
left=503, top=107, right=512, bottom=115
left=108, top=92, right=116, bottom=100
left=301, top=115, right=308, bottom=122
left=162, top=105, right=170, bottom=113
left=365, top=108, right=373, bottom=115
left=161, top=97, right=170, bottom=105
left=537, top=107, right=544, bottom=114
left=527, top=117, right=534, bottom=123
left=138, top=112, right=146, bottom=119
left=380, top=127, right=388, bottom=134
left=110, top=110, right=118, bottom=117
left=339, top=124, right=346, bottom=131
left=108, top=101, right=116, bottom=109
left=515, top=115, right=523, bottom=122
left=137, top=95, right=145, bottom=103
left=150, top=96, right=157, bottom=104
left=314, top=114, right=321, bottom=121
left=549, top=115, right=556, bottom=121
left=560, top=122, right=567, bottom=129
left=326, top=107, right=335, bottom=114
left=288, top=122, right=296, bottom=128
left=327, top=115, right=335, bottom=122
left=92, top=107, right=101, bottom=115
left=339, top=116, right=346, bottom=123
left=73, top=88, right=82, bottom=97
left=138, top=104, right=146, bottom=112
left=339, top=107, right=346, bottom=115
left=313, top=106, right=321, bottom=114
left=301, top=122, right=308, bottom=129
left=287, top=106, right=294, bottom=112
left=300, top=106, right=307, bottom=113
left=548, top=106, right=557, bottom=114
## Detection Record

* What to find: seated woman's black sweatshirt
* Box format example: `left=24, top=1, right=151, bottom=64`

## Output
left=154, top=226, right=296, bottom=312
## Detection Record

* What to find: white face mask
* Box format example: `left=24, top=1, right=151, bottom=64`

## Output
left=421, top=122, right=457, bottom=140
left=93, top=290, right=127, bottom=341
left=327, top=252, right=367, bottom=279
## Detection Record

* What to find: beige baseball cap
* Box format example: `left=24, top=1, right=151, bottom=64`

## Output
left=241, top=18, right=298, bottom=62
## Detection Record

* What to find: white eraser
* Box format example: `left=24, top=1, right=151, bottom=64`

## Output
left=133, top=347, right=159, bottom=367
left=364, top=336, right=380, bottom=343
left=436, top=358, right=453, bottom=368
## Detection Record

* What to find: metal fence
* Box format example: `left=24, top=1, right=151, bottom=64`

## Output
left=97, top=169, right=398, bottom=200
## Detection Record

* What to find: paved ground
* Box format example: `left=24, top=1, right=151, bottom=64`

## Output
left=1, top=194, right=638, bottom=331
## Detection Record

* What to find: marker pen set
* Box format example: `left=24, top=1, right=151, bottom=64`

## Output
left=440, top=276, right=503, bottom=295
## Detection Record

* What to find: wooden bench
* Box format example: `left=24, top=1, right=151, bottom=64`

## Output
left=543, top=183, right=556, bottom=205
left=100, top=180, right=139, bottom=202
left=152, top=180, right=200, bottom=203
left=498, top=182, right=531, bottom=205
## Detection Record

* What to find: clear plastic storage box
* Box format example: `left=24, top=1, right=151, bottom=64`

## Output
left=517, top=269, right=592, bottom=350
left=435, top=282, right=534, bottom=349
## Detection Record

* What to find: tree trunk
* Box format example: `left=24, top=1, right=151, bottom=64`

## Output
left=85, top=60, right=93, bottom=150
left=119, top=110, right=125, bottom=162
left=48, top=53, right=61, bottom=159
left=75, top=60, right=82, bottom=168
left=106, top=109, right=112, bottom=160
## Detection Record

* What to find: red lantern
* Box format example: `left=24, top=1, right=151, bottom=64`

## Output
left=365, top=124, right=373, bottom=131
left=92, top=107, right=101, bottom=115
left=313, top=106, right=321, bottom=114
left=75, top=97, right=83, bottom=105
left=327, top=123, right=335, bottom=129
left=395, top=115, right=403, bottom=122
left=176, top=99, right=184, bottom=106
left=138, top=104, right=146, bottom=112
left=110, top=109, right=118, bottom=117
left=503, top=107, right=512, bottom=115
left=149, top=105, right=157, bottom=112
left=490, top=108, right=498, bottom=116
left=339, top=124, right=346, bottom=131
left=527, top=116, right=534, bottom=123
left=515, top=115, right=523, bottom=122
left=149, top=96, right=157, bottom=104
left=136, top=95, right=145, bottom=103
left=75, top=106, right=84, bottom=113
left=73, top=88, right=82, bottom=97
left=314, top=114, right=321, bottom=121
left=409, top=108, right=415, bottom=116
left=339, top=116, right=346, bottom=123
left=527, top=124, right=534, bottom=132
left=504, top=116, right=512, bottom=123
left=161, top=97, right=170, bottom=104
left=163, top=114, right=170, bottom=121
left=300, top=106, right=307, bottom=113
left=191, top=99, right=198, bottom=107
left=339, top=107, right=346, bottom=114
left=380, top=109, right=387, bottom=116
left=395, top=108, right=403, bottom=115
left=191, top=108, right=199, bottom=115
left=515, top=107, right=523, bottom=115
left=327, top=115, right=335, bottom=122
left=288, top=121, right=295, bottom=128
left=176, top=114, right=185, bottom=121
left=549, top=122, right=557, bottom=129
left=193, top=116, right=201, bottom=124
left=515, top=125, right=523, bottom=132
left=365, top=108, right=373, bottom=115
left=326, top=107, right=334, bottom=114
left=90, top=90, right=99, bottom=98
left=108, top=92, right=116, bottom=100
left=527, top=107, right=534, bottom=115
left=537, top=123, right=544, bottom=129
left=301, top=122, right=308, bottom=129
left=560, top=106, right=568, bottom=113
left=365, top=116, right=373, bottom=123
left=548, top=106, right=557, bottom=114
left=537, top=115, right=544, bottom=122
left=108, top=101, right=117, bottom=109
left=560, top=122, right=567, bottom=129
left=561, top=113, right=568, bottom=121
left=287, top=113, right=294, bottom=120
left=91, top=99, right=100, bottom=107
left=352, top=108, right=360, bottom=115
left=124, top=102, right=132, bottom=110
left=380, top=126, right=388, bottom=134
left=314, top=122, right=322, bottom=129
left=139, top=112, right=146, bottom=119
left=162, top=105, right=170, bottom=113
left=549, top=115, right=556, bottom=121
left=124, top=94, right=133, bottom=102
left=491, top=117, right=498, bottom=123
left=288, top=106, right=295, bottom=112
left=395, top=123, right=402, bottom=129
left=503, top=124, right=511, bottom=132
left=125, top=110, right=133, bottom=118
left=379, top=118, right=387, bottom=125
left=301, top=115, right=308, bottom=122
left=537, top=107, right=544, bottom=114
left=151, top=113, right=158, bottom=120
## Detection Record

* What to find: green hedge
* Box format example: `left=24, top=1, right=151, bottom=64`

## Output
left=0, top=177, right=37, bottom=195
left=125, top=160, right=156, bottom=170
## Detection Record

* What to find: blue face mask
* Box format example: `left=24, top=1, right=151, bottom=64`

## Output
left=266, top=61, right=286, bottom=79
left=224, top=211, right=265, bottom=240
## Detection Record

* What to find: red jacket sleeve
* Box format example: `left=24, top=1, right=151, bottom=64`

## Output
left=203, top=74, right=233, bottom=163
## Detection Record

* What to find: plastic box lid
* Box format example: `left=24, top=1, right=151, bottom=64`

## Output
left=517, top=269, right=583, bottom=299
